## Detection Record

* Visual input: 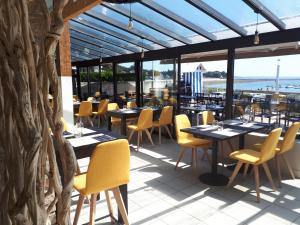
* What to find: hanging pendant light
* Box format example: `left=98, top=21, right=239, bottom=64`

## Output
left=140, top=38, right=144, bottom=59
left=128, top=3, right=133, bottom=30
left=254, top=13, right=260, bottom=45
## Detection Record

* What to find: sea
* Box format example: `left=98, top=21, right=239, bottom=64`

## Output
left=204, top=78, right=300, bottom=93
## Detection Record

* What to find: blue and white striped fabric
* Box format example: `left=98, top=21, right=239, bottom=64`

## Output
left=183, top=71, right=203, bottom=96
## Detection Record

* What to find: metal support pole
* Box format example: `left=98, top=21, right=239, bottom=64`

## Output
left=99, top=64, right=102, bottom=93
left=113, top=62, right=117, bottom=102
left=177, top=55, right=181, bottom=113
left=135, top=60, right=141, bottom=107
left=76, top=67, right=82, bottom=101
left=87, top=66, right=91, bottom=98
left=225, top=48, right=235, bottom=119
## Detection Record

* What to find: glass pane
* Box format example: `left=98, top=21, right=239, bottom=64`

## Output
left=90, top=5, right=182, bottom=47
left=201, top=0, right=277, bottom=34
left=71, top=38, right=119, bottom=57
left=101, top=63, right=114, bottom=99
left=259, top=0, right=300, bottom=29
left=142, top=59, right=178, bottom=108
left=77, top=14, right=163, bottom=50
left=152, top=0, right=225, bottom=33
left=116, top=3, right=197, bottom=38
left=70, top=20, right=141, bottom=52
left=70, top=30, right=131, bottom=55
left=71, top=43, right=110, bottom=58
left=116, top=62, right=136, bottom=107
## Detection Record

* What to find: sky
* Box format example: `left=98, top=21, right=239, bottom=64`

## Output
left=183, top=54, right=300, bottom=78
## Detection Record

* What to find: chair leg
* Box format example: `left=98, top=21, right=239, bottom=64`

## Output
left=87, top=116, right=94, bottom=127
left=145, top=129, right=154, bottom=146
left=164, top=125, right=173, bottom=141
left=105, top=190, right=115, bottom=223
left=150, top=127, right=154, bottom=135
left=202, top=147, right=211, bottom=165
left=159, top=127, right=161, bottom=145
left=137, top=131, right=140, bottom=151
left=227, top=161, right=243, bottom=188
left=253, top=165, right=260, bottom=203
left=243, top=163, right=250, bottom=177
left=73, top=195, right=84, bottom=225
left=111, top=187, right=129, bottom=225
left=275, top=155, right=282, bottom=187
left=128, top=129, right=134, bottom=143
left=262, top=162, right=276, bottom=191
left=89, top=194, right=97, bottom=225
left=226, top=140, right=235, bottom=152
left=175, top=147, right=185, bottom=169
left=282, top=154, right=295, bottom=179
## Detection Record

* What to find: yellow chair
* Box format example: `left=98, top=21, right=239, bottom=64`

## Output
left=253, top=122, right=300, bottom=184
left=175, top=114, right=211, bottom=171
left=92, top=99, right=109, bottom=127
left=151, top=106, right=173, bottom=144
left=107, top=103, right=121, bottom=127
left=128, top=109, right=154, bottom=151
left=73, top=139, right=130, bottom=225
left=227, top=128, right=282, bottom=202
left=127, top=101, right=137, bottom=109
left=75, top=101, right=93, bottom=127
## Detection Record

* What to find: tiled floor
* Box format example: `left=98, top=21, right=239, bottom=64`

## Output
left=71, top=134, right=300, bottom=225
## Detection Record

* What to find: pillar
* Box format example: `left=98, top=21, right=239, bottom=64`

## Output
left=225, top=48, right=235, bottom=119
left=57, top=21, right=74, bottom=126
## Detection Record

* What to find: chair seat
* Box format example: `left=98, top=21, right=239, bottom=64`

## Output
left=92, top=111, right=105, bottom=116
left=127, top=124, right=139, bottom=130
left=229, top=149, right=261, bottom=164
left=75, top=113, right=91, bottom=117
left=178, top=137, right=210, bottom=148
left=74, top=173, right=88, bottom=196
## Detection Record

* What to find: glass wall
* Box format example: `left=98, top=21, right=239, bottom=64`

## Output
left=100, top=63, right=114, bottom=99
left=142, top=59, right=178, bottom=107
left=116, top=62, right=136, bottom=107
left=79, top=67, right=89, bottom=100
left=89, top=66, right=100, bottom=98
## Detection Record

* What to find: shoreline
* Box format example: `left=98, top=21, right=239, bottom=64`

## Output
left=203, top=78, right=300, bottom=84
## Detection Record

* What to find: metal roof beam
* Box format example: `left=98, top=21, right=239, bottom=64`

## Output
left=102, top=2, right=193, bottom=45
left=84, top=10, right=171, bottom=48
left=70, top=35, right=125, bottom=55
left=70, top=29, right=132, bottom=54
left=243, top=0, right=286, bottom=31
left=185, top=0, right=248, bottom=36
left=141, top=0, right=216, bottom=41
left=72, top=17, right=154, bottom=50
left=70, top=25, right=139, bottom=53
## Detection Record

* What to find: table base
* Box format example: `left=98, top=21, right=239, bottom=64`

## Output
left=199, top=173, right=229, bottom=186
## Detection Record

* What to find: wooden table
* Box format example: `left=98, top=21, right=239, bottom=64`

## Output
left=65, top=128, right=128, bottom=224
left=181, top=120, right=270, bottom=186
left=106, top=107, right=161, bottom=136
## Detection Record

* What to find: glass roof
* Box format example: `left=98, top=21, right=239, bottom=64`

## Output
left=71, top=0, right=300, bottom=63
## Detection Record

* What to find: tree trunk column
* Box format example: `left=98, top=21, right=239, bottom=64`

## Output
left=57, top=21, right=74, bottom=126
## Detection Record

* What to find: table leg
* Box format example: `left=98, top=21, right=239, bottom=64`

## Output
left=107, top=116, right=112, bottom=131
left=121, top=117, right=127, bottom=136
left=118, top=184, right=128, bottom=224
left=198, top=140, right=229, bottom=186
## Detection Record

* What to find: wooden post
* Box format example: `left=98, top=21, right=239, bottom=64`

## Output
left=113, top=62, right=117, bottom=102
left=135, top=60, right=141, bottom=107
left=177, top=55, right=181, bottom=113
left=225, top=48, right=235, bottom=119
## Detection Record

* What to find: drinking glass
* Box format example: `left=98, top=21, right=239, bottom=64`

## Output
left=218, top=121, right=224, bottom=131
left=74, top=121, right=83, bottom=138
left=212, top=120, right=218, bottom=128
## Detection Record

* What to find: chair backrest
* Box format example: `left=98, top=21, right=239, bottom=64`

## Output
left=159, top=106, right=173, bottom=125
left=127, top=101, right=137, bottom=109
left=107, top=103, right=119, bottom=111
left=260, top=128, right=282, bottom=163
left=280, top=122, right=300, bottom=154
left=251, top=103, right=261, bottom=113
left=86, top=139, right=130, bottom=194
left=137, top=109, right=153, bottom=129
left=202, top=111, right=214, bottom=125
left=79, top=101, right=92, bottom=116
left=175, top=114, right=193, bottom=143
left=98, top=99, right=109, bottom=114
